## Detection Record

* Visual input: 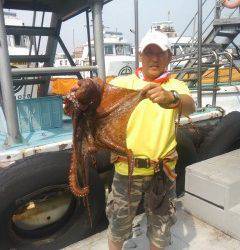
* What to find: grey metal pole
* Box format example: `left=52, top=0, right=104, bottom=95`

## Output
left=215, top=0, right=221, bottom=19
left=11, top=66, right=98, bottom=77
left=86, top=10, right=93, bottom=77
left=0, top=1, right=22, bottom=145
left=134, top=0, right=139, bottom=69
left=211, top=51, right=219, bottom=107
left=32, top=11, right=38, bottom=56
left=197, top=0, right=203, bottom=108
left=191, top=15, right=196, bottom=49
left=28, top=10, right=37, bottom=99
left=91, top=0, right=106, bottom=81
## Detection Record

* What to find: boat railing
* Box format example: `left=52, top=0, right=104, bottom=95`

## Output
left=174, top=1, right=216, bottom=56
left=171, top=49, right=236, bottom=106
left=176, top=0, right=239, bottom=49
left=174, top=0, right=240, bottom=70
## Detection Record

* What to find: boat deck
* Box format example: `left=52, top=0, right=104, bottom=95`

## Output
left=0, top=113, right=73, bottom=163
left=64, top=200, right=240, bottom=250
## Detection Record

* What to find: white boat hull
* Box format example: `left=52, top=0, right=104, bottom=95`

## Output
left=191, top=85, right=240, bottom=113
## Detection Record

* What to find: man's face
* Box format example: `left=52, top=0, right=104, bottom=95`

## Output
left=140, top=44, right=171, bottom=81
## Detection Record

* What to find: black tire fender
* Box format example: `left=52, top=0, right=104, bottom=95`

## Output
left=0, top=150, right=105, bottom=250
left=175, top=128, right=198, bottom=196
left=198, top=111, right=240, bottom=161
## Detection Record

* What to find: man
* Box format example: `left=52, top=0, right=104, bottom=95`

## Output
left=107, top=31, right=195, bottom=250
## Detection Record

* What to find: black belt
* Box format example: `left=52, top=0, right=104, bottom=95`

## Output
left=116, top=155, right=163, bottom=172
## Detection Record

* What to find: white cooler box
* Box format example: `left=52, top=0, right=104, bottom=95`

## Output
left=183, top=149, right=240, bottom=240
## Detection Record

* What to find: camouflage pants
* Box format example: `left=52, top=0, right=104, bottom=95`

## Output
left=106, top=172, right=177, bottom=248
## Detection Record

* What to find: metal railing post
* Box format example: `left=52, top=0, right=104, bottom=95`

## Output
left=134, top=0, right=139, bottom=69
left=86, top=10, right=93, bottom=77
left=197, top=0, right=203, bottom=108
left=0, top=1, right=22, bottom=145
left=222, top=52, right=233, bottom=85
left=91, top=0, right=106, bottom=81
left=215, top=0, right=222, bottom=19
left=211, top=51, right=219, bottom=106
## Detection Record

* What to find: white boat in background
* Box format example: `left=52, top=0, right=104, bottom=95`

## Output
left=54, top=30, right=135, bottom=77
left=150, top=21, right=192, bottom=42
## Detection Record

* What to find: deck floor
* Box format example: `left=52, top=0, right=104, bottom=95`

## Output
left=64, top=200, right=240, bottom=250
left=0, top=118, right=73, bottom=155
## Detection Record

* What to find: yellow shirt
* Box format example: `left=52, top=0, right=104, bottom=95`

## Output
left=110, top=74, right=191, bottom=176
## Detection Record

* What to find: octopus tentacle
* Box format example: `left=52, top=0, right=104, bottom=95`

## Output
left=68, top=110, right=93, bottom=226
left=68, top=112, right=90, bottom=197
left=69, top=151, right=89, bottom=197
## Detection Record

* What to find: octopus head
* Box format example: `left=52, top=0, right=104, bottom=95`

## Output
left=75, top=77, right=103, bottom=112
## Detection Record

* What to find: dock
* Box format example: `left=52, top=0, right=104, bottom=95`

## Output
left=64, top=199, right=240, bottom=250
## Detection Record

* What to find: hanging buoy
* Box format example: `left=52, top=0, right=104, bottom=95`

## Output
left=222, top=0, right=240, bottom=9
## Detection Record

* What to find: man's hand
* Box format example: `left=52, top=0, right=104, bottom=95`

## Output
left=142, top=83, right=195, bottom=116
left=142, top=83, right=174, bottom=105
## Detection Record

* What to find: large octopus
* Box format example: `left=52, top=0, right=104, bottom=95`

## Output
left=64, top=78, right=146, bottom=224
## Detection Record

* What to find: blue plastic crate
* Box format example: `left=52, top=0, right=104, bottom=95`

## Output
left=16, top=96, right=63, bottom=133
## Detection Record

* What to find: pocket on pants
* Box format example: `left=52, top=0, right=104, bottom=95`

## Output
left=148, top=173, right=176, bottom=215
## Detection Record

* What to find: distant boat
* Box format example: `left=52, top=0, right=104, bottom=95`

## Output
left=51, top=30, right=136, bottom=95
left=54, top=30, right=135, bottom=77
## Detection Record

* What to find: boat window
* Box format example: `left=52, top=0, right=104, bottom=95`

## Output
left=14, top=35, right=21, bottom=46
left=104, top=45, right=113, bottom=55
left=115, top=45, right=124, bottom=55
left=124, top=45, right=131, bottom=55
left=22, top=36, right=29, bottom=47
left=7, top=36, right=12, bottom=46
left=13, top=34, right=28, bottom=47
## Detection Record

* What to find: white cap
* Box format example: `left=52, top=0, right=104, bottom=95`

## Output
left=139, top=31, right=171, bottom=53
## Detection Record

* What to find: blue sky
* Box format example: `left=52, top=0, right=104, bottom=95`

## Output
left=12, top=0, right=220, bottom=53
